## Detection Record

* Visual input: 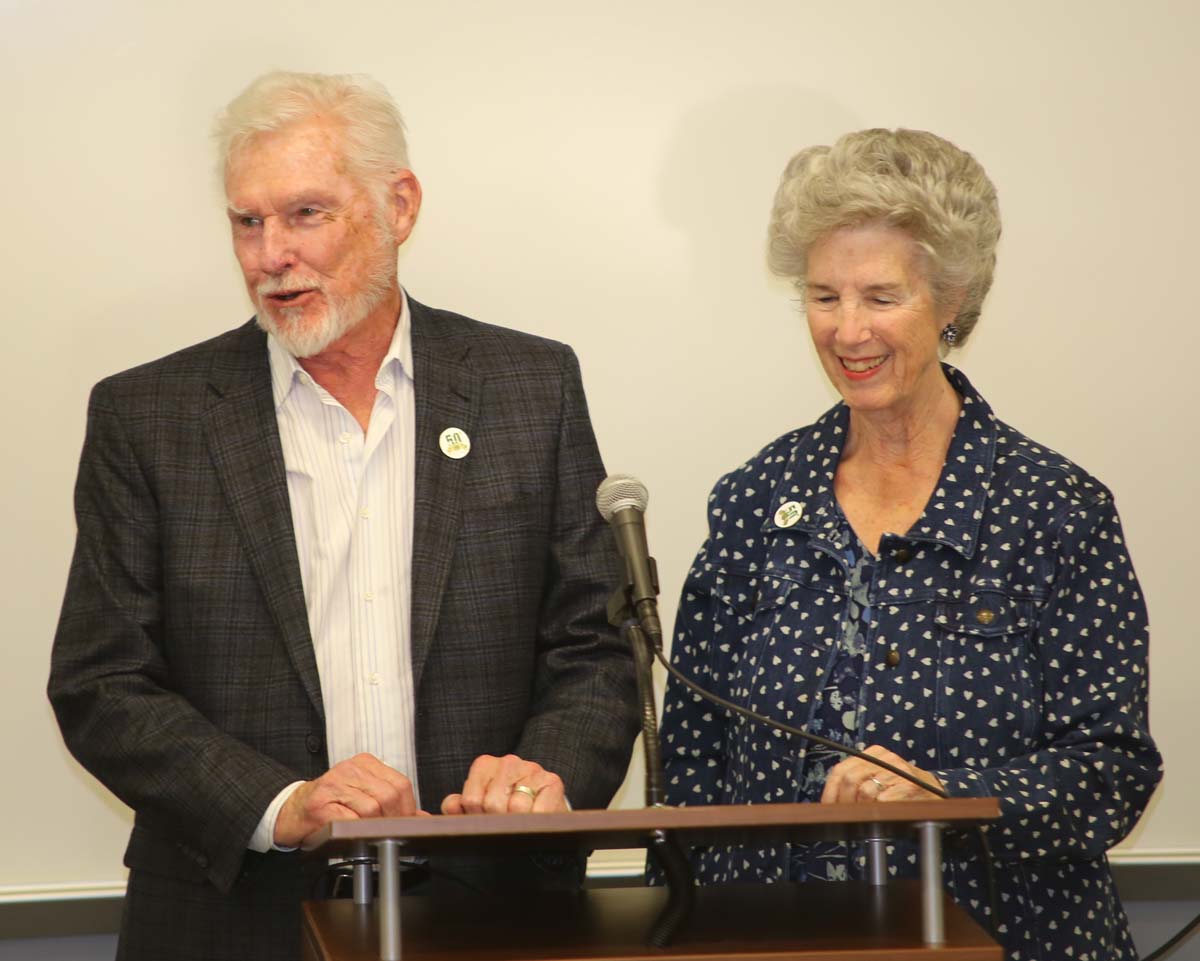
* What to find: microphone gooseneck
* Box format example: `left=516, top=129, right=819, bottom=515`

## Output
left=597, top=474, right=693, bottom=943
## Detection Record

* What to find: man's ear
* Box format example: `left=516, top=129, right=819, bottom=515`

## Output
left=389, top=170, right=422, bottom=246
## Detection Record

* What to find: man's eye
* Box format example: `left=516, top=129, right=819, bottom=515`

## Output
left=238, top=216, right=261, bottom=228
left=297, top=207, right=318, bottom=217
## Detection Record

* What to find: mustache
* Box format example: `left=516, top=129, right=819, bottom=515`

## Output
left=257, top=276, right=323, bottom=298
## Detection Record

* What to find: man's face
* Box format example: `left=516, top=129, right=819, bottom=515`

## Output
left=225, top=116, right=401, bottom=357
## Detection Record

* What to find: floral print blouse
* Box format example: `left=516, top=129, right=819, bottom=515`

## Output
left=659, top=365, right=1162, bottom=961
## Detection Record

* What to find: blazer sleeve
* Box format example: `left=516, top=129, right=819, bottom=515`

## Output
left=512, top=348, right=639, bottom=810
left=48, top=380, right=300, bottom=893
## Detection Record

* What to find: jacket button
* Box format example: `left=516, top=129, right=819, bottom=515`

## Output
left=885, top=649, right=901, bottom=667
left=306, top=733, right=323, bottom=754
left=975, top=608, right=996, bottom=626
left=894, top=548, right=912, bottom=563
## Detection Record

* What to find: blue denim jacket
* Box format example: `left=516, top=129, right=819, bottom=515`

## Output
left=660, top=366, right=1162, bottom=961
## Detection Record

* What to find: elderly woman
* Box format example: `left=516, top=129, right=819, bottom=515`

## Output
left=659, top=129, right=1162, bottom=961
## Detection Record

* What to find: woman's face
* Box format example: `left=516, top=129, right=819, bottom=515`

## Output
left=804, top=223, right=958, bottom=420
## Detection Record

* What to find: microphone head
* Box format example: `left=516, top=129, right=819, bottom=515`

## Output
left=596, top=474, right=649, bottom=521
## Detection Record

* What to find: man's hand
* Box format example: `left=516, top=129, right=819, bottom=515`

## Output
left=820, top=745, right=946, bottom=804
left=274, top=753, right=420, bottom=847
left=441, top=754, right=568, bottom=815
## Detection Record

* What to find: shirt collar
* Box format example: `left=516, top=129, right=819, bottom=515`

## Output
left=267, top=289, right=413, bottom=412
left=764, top=364, right=998, bottom=558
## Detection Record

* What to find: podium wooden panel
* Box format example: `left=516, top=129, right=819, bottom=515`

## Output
left=302, top=883, right=999, bottom=960
left=302, top=800, right=1001, bottom=961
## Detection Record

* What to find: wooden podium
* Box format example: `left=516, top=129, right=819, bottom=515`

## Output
left=301, top=799, right=1001, bottom=961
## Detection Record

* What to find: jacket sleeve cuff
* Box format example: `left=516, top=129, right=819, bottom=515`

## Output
left=930, top=767, right=991, bottom=798
left=248, top=780, right=305, bottom=853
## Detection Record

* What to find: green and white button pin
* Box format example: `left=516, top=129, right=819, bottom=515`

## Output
left=774, top=501, right=803, bottom=528
left=439, top=427, right=471, bottom=459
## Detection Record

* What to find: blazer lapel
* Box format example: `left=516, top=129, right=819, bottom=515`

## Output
left=201, top=323, right=324, bottom=717
left=409, top=300, right=481, bottom=688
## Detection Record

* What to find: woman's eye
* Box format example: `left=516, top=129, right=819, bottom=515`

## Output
left=297, top=207, right=318, bottom=217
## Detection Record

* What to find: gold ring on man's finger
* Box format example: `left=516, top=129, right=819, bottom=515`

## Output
left=511, top=784, right=538, bottom=801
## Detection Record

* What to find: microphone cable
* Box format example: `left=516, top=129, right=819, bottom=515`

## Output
left=597, top=472, right=998, bottom=934
left=653, top=646, right=1001, bottom=937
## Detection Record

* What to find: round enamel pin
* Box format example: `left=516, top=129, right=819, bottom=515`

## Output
left=774, top=501, right=803, bottom=528
left=439, top=427, right=471, bottom=459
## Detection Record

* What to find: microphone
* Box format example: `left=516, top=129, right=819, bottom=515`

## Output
left=596, top=474, right=663, bottom=645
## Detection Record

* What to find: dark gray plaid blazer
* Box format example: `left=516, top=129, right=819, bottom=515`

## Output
left=49, top=299, right=638, bottom=960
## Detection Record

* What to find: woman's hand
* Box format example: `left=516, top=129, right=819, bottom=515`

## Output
left=820, top=745, right=946, bottom=804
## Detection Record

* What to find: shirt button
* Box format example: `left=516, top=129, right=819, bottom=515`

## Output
left=894, top=548, right=912, bottom=563
left=360, top=507, right=371, bottom=519
left=339, top=432, right=352, bottom=444
left=364, top=590, right=375, bottom=602
left=885, top=649, right=901, bottom=667
left=368, top=672, right=381, bottom=686
left=975, top=608, right=996, bottom=626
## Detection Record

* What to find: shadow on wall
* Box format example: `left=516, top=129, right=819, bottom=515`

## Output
left=650, top=85, right=861, bottom=481
left=657, top=82, right=863, bottom=283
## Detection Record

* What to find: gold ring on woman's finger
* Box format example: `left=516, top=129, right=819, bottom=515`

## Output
left=869, top=776, right=886, bottom=795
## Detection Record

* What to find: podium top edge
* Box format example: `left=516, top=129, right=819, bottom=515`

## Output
left=304, top=798, right=1000, bottom=853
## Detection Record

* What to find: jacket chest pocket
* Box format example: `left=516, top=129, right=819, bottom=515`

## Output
left=718, top=573, right=842, bottom=757
left=934, top=591, right=1040, bottom=757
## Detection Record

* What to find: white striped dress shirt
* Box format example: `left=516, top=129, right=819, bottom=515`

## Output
left=249, top=295, right=418, bottom=851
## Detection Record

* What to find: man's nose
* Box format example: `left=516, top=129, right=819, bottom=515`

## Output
left=260, top=219, right=297, bottom=274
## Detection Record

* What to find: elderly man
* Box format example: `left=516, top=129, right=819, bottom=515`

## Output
left=49, top=71, right=638, bottom=961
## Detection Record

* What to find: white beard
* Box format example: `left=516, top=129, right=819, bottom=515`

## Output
left=254, top=242, right=397, bottom=359
left=257, top=290, right=367, bottom=359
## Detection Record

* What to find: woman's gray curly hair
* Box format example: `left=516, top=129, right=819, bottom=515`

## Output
left=767, top=128, right=1001, bottom=346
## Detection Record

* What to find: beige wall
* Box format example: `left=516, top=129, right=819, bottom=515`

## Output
left=2, top=0, right=1196, bottom=895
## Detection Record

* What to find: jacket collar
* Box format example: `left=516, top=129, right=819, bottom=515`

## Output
left=764, top=365, right=998, bottom=559
left=196, top=301, right=487, bottom=706
left=201, top=321, right=325, bottom=716
left=407, top=298, right=482, bottom=688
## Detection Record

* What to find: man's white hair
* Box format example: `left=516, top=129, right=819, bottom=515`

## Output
left=214, top=70, right=410, bottom=208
